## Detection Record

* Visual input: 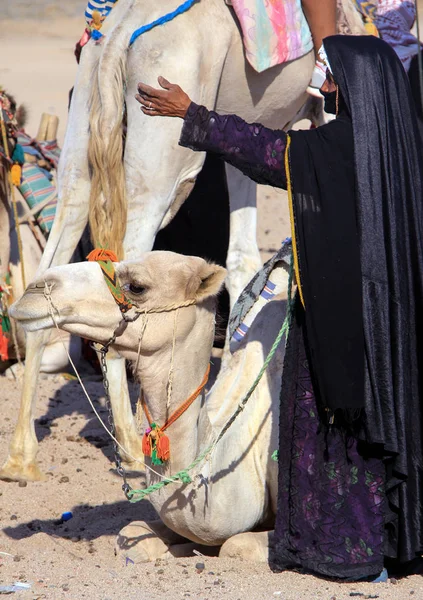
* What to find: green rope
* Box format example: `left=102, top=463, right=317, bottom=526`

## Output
left=127, top=255, right=295, bottom=503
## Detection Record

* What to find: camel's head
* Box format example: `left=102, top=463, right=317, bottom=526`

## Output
left=10, top=251, right=226, bottom=357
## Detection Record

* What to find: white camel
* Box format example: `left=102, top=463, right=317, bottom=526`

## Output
left=10, top=251, right=289, bottom=562
left=0, top=0, right=365, bottom=482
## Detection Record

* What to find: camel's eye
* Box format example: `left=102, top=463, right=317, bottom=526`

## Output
left=128, top=283, right=145, bottom=295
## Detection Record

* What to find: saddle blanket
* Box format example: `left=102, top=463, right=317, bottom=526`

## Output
left=227, top=0, right=313, bottom=73
left=84, top=0, right=312, bottom=74
left=17, top=132, right=61, bottom=170
left=18, top=164, right=57, bottom=235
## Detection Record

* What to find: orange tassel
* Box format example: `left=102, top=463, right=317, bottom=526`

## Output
left=0, top=331, right=9, bottom=361
left=86, top=248, right=119, bottom=263
left=11, top=164, right=21, bottom=187
left=142, top=431, right=152, bottom=456
left=157, top=433, right=170, bottom=462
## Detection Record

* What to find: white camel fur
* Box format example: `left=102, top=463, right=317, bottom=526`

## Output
left=10, top=251, right=288, bottom=561
left=0, top=0, right=365, bottom=482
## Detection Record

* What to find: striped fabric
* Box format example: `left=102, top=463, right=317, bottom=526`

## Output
left=228, top=239, right=292, bottom=350
left=17, top=132, right=60, bottom=169
left=231, top=279, right=277, bottom=346
left=18, top=164, right=57, bottom=235
left=230, top=0, right=313, bottom=73
left=38, top=141, right=61, bottom=169
left=85, top=0, right=118, bottom=25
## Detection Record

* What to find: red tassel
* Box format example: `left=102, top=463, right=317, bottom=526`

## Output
left=86, top=248, right=119, bottom=263
left=0, top=331, right=9, bottom=361
left=142, top=432, right=152, bottom=456
left=157, top=433, right=170, bottom=462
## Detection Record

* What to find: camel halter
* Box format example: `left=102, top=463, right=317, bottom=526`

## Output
left=86, top=248, right=198, bottom=320
left=141, top=364, right=210, bottom=465
left=86, top=248, right=209, bottom=466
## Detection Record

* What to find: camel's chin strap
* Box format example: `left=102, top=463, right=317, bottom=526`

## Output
left=140, top=364, right=211, bottom=466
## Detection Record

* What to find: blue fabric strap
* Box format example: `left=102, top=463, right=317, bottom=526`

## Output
left=129, top=0, right=197, bottom=47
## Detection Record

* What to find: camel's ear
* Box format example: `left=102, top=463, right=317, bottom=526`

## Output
left=185, top=260, right=227, bottom=301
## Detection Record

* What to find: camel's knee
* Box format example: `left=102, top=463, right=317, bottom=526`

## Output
left=219, top=530, right=274, bottom=563
left=115, top=520, right=184, bottom=564
left=40, top=333, right=81, bottom=373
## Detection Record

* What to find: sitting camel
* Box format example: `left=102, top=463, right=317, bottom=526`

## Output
left=10, top=251, right=289, bottom=562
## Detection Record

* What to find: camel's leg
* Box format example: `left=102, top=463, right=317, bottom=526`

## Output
left=220, top=166, right=262, bottom=367
left=0, top=329, right=51, bottom=481
left=0, top=43, right=117, bottom=482
left=116, top=519, right=187, bottom=563
left=0, top=214, right=88, bottom=481
left=105, top=349, right=143, bottom=466
left=225, top=164, right=262, bottom=308
left=219, top=530, right=274, bottom=563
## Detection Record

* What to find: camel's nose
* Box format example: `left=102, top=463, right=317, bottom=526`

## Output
left=9, top=278, right=55, bottom=321
left=24, top=280, right=51, bottom=295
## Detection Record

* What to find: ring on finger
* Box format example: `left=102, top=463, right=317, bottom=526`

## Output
left=148, top=101, right=152, bottom=110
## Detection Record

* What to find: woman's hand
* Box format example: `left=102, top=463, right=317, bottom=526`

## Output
left=136, top=76, right=191, bottom=118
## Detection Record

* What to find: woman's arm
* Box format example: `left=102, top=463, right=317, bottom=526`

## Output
left=179, top=102, right=287, bottom=188
left=136, top=78, right=287, bottom=189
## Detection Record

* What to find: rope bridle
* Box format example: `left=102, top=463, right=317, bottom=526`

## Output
left=140, top=364, right=210, bottom=465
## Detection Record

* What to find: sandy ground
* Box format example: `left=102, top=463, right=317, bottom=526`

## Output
left=1, top=5, right=423, bottom=600
left=1, top=377, right=422, bottom=600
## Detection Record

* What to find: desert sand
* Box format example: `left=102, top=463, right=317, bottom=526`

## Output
left=0, top=3, right=422, bottom=599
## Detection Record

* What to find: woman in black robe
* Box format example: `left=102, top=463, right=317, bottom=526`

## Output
left=135, top=35, right=423, bottom=579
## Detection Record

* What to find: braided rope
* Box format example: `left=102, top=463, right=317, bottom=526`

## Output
left=127, top=257, right=294, bottom=503
left=129, top=0, right=197, bottom=47
left=135, top=298, right=197, bottom=314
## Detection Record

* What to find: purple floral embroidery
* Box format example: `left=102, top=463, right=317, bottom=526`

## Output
left=265, top=138, right=285, bottom=167
left=346, top=537, right=375, bottom=563
left=179, top=103, right=288, bottom=189
left=274, top=321, right=385, bottom=579
left=302, top=491, right=321, bottom=529
left=365, top=471, right=384, bottom=507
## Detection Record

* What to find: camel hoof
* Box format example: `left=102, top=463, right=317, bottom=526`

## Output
left=0, top=458, right=47, bottom=482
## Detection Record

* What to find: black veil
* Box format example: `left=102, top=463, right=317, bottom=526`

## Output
left=323, top=35, right=423, bottom=563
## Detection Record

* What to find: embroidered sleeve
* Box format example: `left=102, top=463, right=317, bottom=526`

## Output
left=179, top=102, right=287, bottom=189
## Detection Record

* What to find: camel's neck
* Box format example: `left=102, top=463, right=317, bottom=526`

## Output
left=133, top=304, right=216, bottom=476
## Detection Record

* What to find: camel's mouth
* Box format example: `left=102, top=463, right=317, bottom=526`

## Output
left=9, top=308, right=54, bottom=332
left=9, top=290, right=53, bottom=331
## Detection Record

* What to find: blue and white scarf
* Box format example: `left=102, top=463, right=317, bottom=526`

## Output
left=85, top=0, right=118, bottom=25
